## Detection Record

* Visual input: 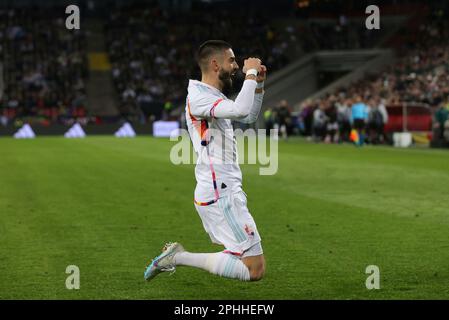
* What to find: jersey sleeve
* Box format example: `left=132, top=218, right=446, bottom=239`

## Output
left=189, top=80, right=258, bottom=120
left=188, top=92, right=226, bottom=119
left=237, top=86, right=264, bottom=124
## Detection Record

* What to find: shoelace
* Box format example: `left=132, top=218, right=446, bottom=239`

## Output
left=161, top=266, right=176, bottom=275
left=161, top=242, right=176, bottom=274
left=145, top=242, right=176, bottom=274
left=162, top=242, right=173, bottom=251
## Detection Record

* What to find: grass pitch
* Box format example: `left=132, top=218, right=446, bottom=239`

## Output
left=0, top=136, right=448, bottom=299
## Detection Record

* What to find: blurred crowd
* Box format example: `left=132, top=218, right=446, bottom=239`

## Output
left=0, top=8, right=89, bottom=127
left=104, top=3, right=294, bottom=123
left=1, top=1, right=446, bottom=136
left=290, top=6, right=449, bottom=145
left=298, top=95, right=389, bottom=145
left=104, top=1, right=392, bottom=123
left=299, top=16, right=383, bottom=53
left=266, top=91, right=449, bottom=146
left=264, top=96, right=389, bottom=144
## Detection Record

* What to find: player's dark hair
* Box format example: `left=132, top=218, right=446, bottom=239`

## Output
left=196, top=40, right=232, bottom=72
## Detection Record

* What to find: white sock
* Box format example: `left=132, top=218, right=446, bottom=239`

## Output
left=174, top=251, right=250, bottom=281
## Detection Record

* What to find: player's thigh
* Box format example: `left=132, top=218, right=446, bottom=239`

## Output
left=217, top=191, right=263, bottom=255
left=194, top=202, right=226, bottom=244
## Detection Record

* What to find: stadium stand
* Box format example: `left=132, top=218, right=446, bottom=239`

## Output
left=293, top=3, right=449, bottom=145
left=0, top=0, right=447, bottom=149
left=103, top=1, right=395, bottom=123
left=0, top=7, right=89, bottom=127
left=0, top=1, right=402, bottom=126
left=104, top=2, right=295, bottom=123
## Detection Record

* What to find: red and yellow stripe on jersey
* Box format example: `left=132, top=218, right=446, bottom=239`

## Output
left=187, top=98, right=224, bottom=206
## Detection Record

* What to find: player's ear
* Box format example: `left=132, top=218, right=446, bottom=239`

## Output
left=210, top=58, right=220, bottom=73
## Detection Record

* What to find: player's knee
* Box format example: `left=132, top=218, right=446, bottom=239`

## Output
left=249, top=265, right=265, bottom=281
left=242, top=253, right=265, bottom=281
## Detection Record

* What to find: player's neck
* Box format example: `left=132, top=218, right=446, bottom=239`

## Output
left=201, top=75, right=223, bottom=93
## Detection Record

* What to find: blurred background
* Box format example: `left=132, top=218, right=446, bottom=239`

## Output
left=0, top=0, right=448, bottom=148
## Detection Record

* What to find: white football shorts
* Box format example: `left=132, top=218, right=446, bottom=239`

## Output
left=194, top=190, right=263, bottom=258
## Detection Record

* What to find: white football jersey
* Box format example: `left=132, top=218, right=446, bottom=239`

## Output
left=185, top=79, right=263, bottom=205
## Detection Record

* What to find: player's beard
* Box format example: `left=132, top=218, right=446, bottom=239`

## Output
left=218, top=69, right=233, bottom=96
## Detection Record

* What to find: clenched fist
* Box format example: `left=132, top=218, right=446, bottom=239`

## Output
left=257, top=65, right=267, bottom=83
left=242, top=57, right=262, bottom=74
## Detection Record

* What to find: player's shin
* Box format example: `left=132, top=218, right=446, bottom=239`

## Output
left=175, top=252, right=250, bottom=281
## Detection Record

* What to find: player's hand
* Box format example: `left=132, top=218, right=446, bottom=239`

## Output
left=257, top=65, right=267, bottom=83
left=242, top=57, right=262, bottom=74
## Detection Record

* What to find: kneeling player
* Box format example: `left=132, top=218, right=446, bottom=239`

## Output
left=145, top=40, right=266, bottom=282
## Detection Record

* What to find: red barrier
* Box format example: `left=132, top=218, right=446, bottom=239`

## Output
left=384, top=104, right=432, bottom=133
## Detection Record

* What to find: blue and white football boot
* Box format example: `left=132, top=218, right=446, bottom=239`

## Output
left=144, top=242, right=185, bottom=281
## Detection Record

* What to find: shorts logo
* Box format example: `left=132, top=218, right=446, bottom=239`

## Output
left=244, top=224, right=255, bottom=237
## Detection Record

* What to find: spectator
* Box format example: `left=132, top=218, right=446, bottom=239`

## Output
left=433, top=102, right=449, bottom=141
left=336, top=96, right=352, bottom=142
left=312, top=102, right=328, bottom=142
left=275, top=100, right=291, bottom=140
left=299, top=100, right=315, bottom=138
left=368, top=97, right=389, bottom=144
left=263, top=107, right=274, bottom=133
left=324, top=98, right=339, bottom=143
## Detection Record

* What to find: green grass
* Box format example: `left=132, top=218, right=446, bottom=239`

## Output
left=0, top=136, right=448, bottom=299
